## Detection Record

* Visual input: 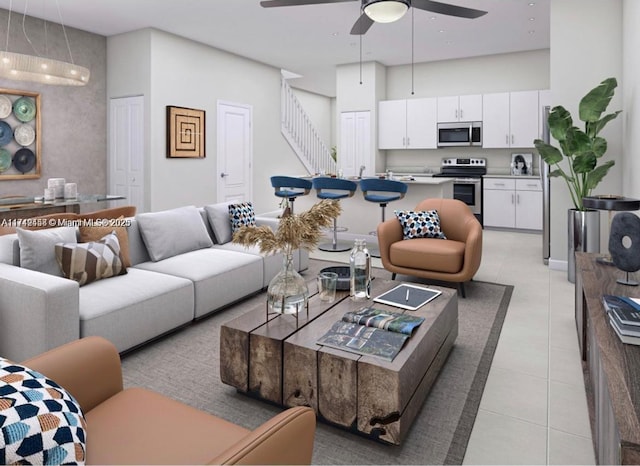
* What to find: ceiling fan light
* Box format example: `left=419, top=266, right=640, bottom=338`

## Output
left=363, top=0, right=409, bottom=23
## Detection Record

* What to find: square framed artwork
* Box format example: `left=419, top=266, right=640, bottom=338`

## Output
left=0, top=88, right=42, bottom=180
left=166, top=105, right=205, bottom=158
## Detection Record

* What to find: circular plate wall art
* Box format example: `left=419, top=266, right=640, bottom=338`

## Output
left=0, top=121, right=12, bottom=146
left=0, top=148, right=11, bottom=172
left=0, top=95, right=11, bottom=118
left=13, top=124, right=35, bottom=146
left=13, top=148, right=36, bottom=173
left=13, top=97, right=36, bottom=123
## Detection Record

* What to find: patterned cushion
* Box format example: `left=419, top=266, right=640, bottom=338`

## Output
left=55, top=232, right=127, bottom=286
left=395, top=210, right=447, bottom=240
left=228, top=202, right=256, bottom=233
left=0, top=358, right=86, bottom=465
left=78, top=216, right=131, bottom=268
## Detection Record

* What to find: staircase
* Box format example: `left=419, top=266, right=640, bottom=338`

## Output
left=281, top=78, right=336, bottom=175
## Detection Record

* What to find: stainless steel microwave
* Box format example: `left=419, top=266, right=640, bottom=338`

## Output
left=437, top=121, right=482, bottom=147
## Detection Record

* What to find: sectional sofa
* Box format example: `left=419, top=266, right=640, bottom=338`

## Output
left=0, top=203, right=307, bottom=361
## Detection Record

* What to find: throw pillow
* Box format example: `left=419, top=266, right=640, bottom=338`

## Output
left=55, top=232, right=127, bottom=286
left=228, top=202, right=256, bottom=233
left=136, top=206, right=213, bottom=261
left=394, top=210, right=447, bottom=240
left=16, top=226, right=78, bottom=276
left=0, top=358, right=86, bottom=465
left=204, top=200, right=240, bottom=244
left=78, top=216, right=131, bottom=268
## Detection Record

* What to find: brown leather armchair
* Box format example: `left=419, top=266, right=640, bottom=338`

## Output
left=23, top=337, right=316, bottom=465
left=376, top=198, right=482, bottom=297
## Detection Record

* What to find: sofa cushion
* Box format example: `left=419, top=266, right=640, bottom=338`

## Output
left=0, top=358, right=86, bottom=465
left=394, top=210, right=447, bottom=240
left=136, top=206, right=213, bottom=261
left=79, top=218, right=131, bottom=268
left=16, top=226, right=77, bottom=276
left=204, top=201, right=239, bottom=244
left=55, top=232, right=127, bottom=286
left=228, top=202, right=256, bottom=233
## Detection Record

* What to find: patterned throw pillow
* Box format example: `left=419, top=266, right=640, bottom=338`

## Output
left=228, top=202, right=256, bottom=233
left=55, top=232, right=127, bottom=286
left=395, top=210, right=447, bottom=240
left=0, top=358, right=86, bottom=465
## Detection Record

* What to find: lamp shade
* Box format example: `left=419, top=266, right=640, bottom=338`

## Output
left=363, top=0, right=409, bottom=23
left=0, top=51, right=90, bottom=86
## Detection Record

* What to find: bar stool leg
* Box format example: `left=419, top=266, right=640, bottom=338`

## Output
left=368, top=203, right=387, bottom=258
left=318, top=216, right=352, bottom=252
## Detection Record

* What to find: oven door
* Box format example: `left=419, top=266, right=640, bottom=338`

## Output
left=452, top=178, right=482, bottom=217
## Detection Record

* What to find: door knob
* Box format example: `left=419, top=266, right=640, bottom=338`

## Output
left=220, top=172, right=229, bottom=178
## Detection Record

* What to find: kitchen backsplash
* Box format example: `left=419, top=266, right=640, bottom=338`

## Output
left=384, top=148, right=540, bottom=176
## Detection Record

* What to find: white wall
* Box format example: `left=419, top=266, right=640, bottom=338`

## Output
left=107, top=28, right=305, bottom=214
left=549, top=0, right=623, bottom=265
left=623, top=0, right=640, bottom=200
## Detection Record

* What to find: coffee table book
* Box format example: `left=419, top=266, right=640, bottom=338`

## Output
left=602, top=295, right=640, bottom=326
left=608, top=315, right=640, bottom=345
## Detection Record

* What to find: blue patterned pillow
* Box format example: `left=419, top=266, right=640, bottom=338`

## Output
left=395, top=210, right=447, bottom=240
left=228, top=202, right=256, bottom=233
left=0, top=358, right=86, bottom=465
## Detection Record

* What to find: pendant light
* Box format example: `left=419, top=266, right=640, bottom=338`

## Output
left=362, top=0, right=409, bottom=23
left=0, top=0, right=90, bottom=86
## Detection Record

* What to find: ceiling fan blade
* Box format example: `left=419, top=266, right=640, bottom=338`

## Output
left=411, top=0, right=487, bottom=19
left=260, top=0, right=354, bottom=7
left=350, top=13, right=375, bottom=35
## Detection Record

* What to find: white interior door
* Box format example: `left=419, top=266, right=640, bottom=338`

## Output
left=109, top=96, right=145, bottom=213
left=340, top=111, right=371, bottom=177
left=217, top=101, right=253, bottom=202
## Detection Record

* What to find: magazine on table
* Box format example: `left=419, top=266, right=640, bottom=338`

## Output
left=373, top=284, right=441, bottom=311
left=316, top=307, right=425, bottom=361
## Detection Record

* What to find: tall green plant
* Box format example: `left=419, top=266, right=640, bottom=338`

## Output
left=534, top=77, right=621, bottom=211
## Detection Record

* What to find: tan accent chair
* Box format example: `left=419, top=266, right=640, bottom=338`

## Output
left=23, top=336, right=316, bottom=465
left=377, top=198, right=482, bottom=297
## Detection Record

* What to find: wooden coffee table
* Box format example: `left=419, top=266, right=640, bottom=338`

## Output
left=220, top=278, right=458, bottom=445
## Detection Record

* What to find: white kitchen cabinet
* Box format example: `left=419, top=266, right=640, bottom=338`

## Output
left=482, top=90, right=539, bottom=148
left=437, top=94, right=482, bottom=122
left=340, top=111, right=371, bottom=177
left=483, top=177, right=542, bottom=230
left=378, top=98, right=437, bottom=149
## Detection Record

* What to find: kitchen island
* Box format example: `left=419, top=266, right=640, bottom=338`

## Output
left=292, top=176, right=453, bottom=236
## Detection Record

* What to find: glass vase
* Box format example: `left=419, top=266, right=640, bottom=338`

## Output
left=267, top=252, right=309, bottom=315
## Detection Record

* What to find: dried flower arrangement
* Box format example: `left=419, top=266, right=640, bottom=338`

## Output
left=232, top=199, right=341, bottom=256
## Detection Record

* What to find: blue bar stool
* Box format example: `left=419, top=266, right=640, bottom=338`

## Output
left=360, top=178, right=408, bottom=258
left=312, top=177, right=358, bottom=252
left=270, top=176, right=312, bottom=214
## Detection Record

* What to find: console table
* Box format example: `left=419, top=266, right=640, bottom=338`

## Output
left=576, top=252, right=640, bottom=464
left=0, top=195, right=124, bottom=222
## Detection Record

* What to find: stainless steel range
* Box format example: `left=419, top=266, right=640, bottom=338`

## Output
left=433, top=157, right=486, bottom=225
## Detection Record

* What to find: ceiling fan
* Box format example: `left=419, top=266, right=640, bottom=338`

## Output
left=259, top=0, right=488, bottom=35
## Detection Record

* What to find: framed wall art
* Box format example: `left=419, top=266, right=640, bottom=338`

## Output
left=166, top=105, right=205, bottom=158
left=0, top=88, right=41, bottom=180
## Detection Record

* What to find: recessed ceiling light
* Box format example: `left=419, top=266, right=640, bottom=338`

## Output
left=438, top=29, right=445, bottom=33
left=430, top=16, right=436, bottom=20
left=529, top=17, right=535, bottom=21
left=528, top=30, right=536, bottom=34
left=528, top=2, right=536, bottom=6
left=331, top=32, right=339, bottom=36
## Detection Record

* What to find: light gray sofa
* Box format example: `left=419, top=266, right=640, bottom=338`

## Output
left=0, top=204, right=307, bottom=361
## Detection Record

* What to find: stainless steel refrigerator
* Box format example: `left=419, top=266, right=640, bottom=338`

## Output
left=541, top=105, right=551, bottom=264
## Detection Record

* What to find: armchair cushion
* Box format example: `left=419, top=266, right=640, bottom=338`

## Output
left=395, top=210, right=446, bottom=240
left=0, top=357, right=86, bottom=465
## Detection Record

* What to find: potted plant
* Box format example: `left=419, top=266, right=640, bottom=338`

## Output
left=534, top=77, right=621, bottom=281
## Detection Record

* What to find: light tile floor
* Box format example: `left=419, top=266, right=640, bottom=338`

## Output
left=311, top=229, right=595, bottom=465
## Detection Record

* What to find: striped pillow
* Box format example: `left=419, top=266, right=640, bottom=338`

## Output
left=55, top=232, right=127, bottom=286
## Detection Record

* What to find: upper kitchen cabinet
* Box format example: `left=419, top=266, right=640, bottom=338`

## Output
left=437, top=94, right=482, bottom=123
left=483, top=90, right=539, bottom=148
left=378, top=98, right=437, bottom=149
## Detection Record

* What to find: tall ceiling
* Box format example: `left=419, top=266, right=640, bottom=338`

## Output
left=0, top=0, right=550, bottom=96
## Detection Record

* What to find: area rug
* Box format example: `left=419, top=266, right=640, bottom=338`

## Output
left=121, top=259, right=513, bottom=465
